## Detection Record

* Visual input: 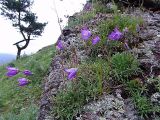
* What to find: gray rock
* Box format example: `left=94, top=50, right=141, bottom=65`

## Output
left=151, top=92, right=160, bottom=105
left=79, top=95, right=141, bottom=120
left=129, top=9, right=160, bottom=77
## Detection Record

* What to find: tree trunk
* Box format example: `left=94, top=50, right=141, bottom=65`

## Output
left=16, top=47, right=21, bottom=60
left=15, top=39, right=30, bottom=60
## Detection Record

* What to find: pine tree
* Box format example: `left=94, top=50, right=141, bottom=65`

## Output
left=0, top=0, right=47, bottom=59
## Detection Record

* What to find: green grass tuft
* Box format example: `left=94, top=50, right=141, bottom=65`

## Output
left=0, top=104, right=38, bottom=120
left=111, top=52, right=140, bottom=82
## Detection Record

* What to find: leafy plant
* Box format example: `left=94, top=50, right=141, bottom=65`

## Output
left=111, top=52, right=140, bottom=82
left=126, top=80, right=160, bottom=118
left=125, top=79, right=144, bottom=94
left=132, top=92, right=152, bottom=118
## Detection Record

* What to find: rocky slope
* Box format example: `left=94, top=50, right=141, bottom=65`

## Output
left=37, top=2, right=160, bottom=120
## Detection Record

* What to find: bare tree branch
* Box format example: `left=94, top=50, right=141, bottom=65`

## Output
left=13, top=39, right=35, bottom=45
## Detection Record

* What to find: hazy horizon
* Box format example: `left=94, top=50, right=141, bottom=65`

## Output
left=0, top=53, right=16, bottom=65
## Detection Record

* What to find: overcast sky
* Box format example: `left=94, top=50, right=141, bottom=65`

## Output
left=0, top=0, right=86, bottom=55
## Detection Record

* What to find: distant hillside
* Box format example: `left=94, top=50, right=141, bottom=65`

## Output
left=0, top=53, right=16, bottom=65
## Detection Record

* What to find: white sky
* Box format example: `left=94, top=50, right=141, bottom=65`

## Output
left=0, top=0, right=86, bottom=55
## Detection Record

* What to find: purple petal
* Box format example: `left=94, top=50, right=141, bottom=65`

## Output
left=6, top=67, right=18, bottom=71
left=108, top=28, right=122, bottom=40
left=81, top=29, right=91, bottom=40
left=65, top=68, right=78, bottom=73
left=65, top=68, right=78, bottom=80
left=6, top=71, right=18, bottom=77
left=56, top=40, right=63, bottom=50
left=6, top=67, right=19, bottom=77
left=92, top=36, right=100, bottom=45
left=22, top=70, right=32, bottom=76
left=68, top=71, right=77, bottom=80
left=18, top=78, right=29, bottom=86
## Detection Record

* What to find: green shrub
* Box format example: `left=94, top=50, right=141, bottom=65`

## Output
left=132, top=92, right=152, bottom=118
left=125, top=79, right=144, bottom=95
left=111, top=52, right=140, bottom=82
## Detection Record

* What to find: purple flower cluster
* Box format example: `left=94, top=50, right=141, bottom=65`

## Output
left=108, top=27, right=130, bottom=49
left=5, top=67, right=32, bottom=86
left=54, top=26, right=126, bottom=81
left=81, top=28, right=100, bottom=45
left=55, top=27, right=102, bottom=51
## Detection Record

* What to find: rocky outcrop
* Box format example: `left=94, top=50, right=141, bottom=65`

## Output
left=130, top=9, right=160, bottom=77
left=37, top=4, right=160, bottom=120
left=37, top=56, right=64, bottom=120
left=79, top=95, right=142, bottom=120
left=37, top=30, right=88, bottom=120
left=151, top=92, right=160, bottom=105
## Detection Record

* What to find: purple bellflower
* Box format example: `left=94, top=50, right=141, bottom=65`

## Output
left=18, top=78, right=29, bottom=86
left=22, top=70, right=33, bottom=76
left=108, top=28, right=122, bottom=40
left=92, top=36, right=100, bottom=45
left=56, top=40, right=63, bottom=50
left=81, top=28, right=91, bottom=40
left=6, top=67, right=19, bottom=77
left=65, top=68, right=78, bottom=80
